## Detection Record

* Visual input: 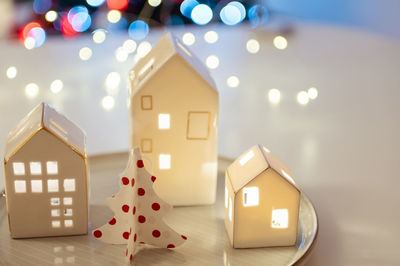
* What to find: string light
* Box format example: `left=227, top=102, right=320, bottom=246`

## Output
left=246, top=39, right=260, bottom=54
left=182, top=32, right=195, bottom=46
left=87, top=0, right=106, bottom=7
left=137, top=41, right=152, bottom=58
left=45, top=10, right=58, bottom=22
left=191, top=4, right=213, bottom=25
left=92, top=29, right=107, bottom=44
left=24, top=37, right=36, bottom=50
left=206, top=55, right=219, bottom=69
left=148, top=0, right=162, bottom=7
left=268, top=88, right=281, bottom=104
left=107, top=10, right=121, bottom=23
left=297, top=91, right=309, bottom=105
left=6, top=66, right=17, bottom=79
left=273, top=36, right=288, bottom=50
left=105, top=72, right=121, bottom=94
left=226, top=76, right=239, bottom=88
left=79, top=47, right=92, bottom=61
left=204, top=30, right=218, bottom=43
left=128, top=20, right=149, bottom=40
left=25, top=83, right=39, bottom=98
left=123, top=39, right=137, bottom=54
left=115, top=46, right=128, bottom=62
left=101, top=95, right=115, bottom=111
left=308, top=87, right=318, bottom=100
left=50, top=80, right=63, bottom=94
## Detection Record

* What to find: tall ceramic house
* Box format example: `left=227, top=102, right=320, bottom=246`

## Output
left=129, top=33, right=219, bottom=206
left=4, top=102, right=88, bottom=238
left=225, top=145, right=300, bottom=248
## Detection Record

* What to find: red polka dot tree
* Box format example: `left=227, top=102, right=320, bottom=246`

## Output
left=92, top=148, right=187, bottom=260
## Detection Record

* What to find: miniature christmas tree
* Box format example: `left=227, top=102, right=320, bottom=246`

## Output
left=92, top=148, right=187, bottom=260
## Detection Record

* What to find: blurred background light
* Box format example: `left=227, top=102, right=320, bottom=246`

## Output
left=123, top=39, right=137, bottom=54
left=180, top=0, right=199, bottom=18
left=45, top=10, right=58, bottom=22
left=191, top=4, right=213, bottom=25
left=220, top=3, right=242, bottom=26
left=273, top=35, right=288, bottom=50
left=246, top=39, right=260, bottom=54
left=268, top=88, right=281, bottom=104
left=227, top=75, right=240, bottom=88
left=248, top=4, right=269, bottom=27
left=79, top=47, right=92, bottom=60
left=182, top=32, right=195, bottom=46
left=107, top=10, right=121, bottom=23
left=68, top=6, right=91, bottom=32
left=107, top=0, right=129, bottom=11
left=6, top=67, right=17, bottom=79
left=87, top=0, right=106, bottom=7
left=297, top=91, right=310, bottom=105
left=101, top=95, right=115, bottom=110
left=24, top=37, right=36, bottom=50
left=204, top=30, right=218, bottom=43
left=25, top=83, right=39, bottom=98
left=228, top=1, right=246, bottom=21
left=92, top=29, right=107, bottom=44
left=148, top=0, right=162, bottom=8
left=128, top=20, right=149, bottom=40
left=27, top=27, right=46, bottom=48
left=50, top=80, right=63, bottom=94
left=115, top=46, right=128, bottom=62
left=206, top=55, right=219, bottom=69
left=308, top=87, right=318, bottom=100
left=105, top=72, right=121, bottom=94
left=137, top=41, right=152, bottom=58
left=33, top=0, right=52, bottom=15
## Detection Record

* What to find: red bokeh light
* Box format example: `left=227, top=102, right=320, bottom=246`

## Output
left=20, top=22, right=41, bottom=41
left=107, top=0, right=129, bottom=11
left=61, top=16, right=78, bottom=38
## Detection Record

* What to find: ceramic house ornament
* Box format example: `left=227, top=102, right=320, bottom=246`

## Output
left=129, top=33, right=219, bottom=206
left=92, top=148, right=187, bottom=261
left=3, top=102, right=88, bottom=238
left=225, top=145, right=300, bottom=248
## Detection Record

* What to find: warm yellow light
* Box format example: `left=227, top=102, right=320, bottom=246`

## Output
left=297, top=91, right=309, bottom=105
left=271, top=209, right=289, bottom=228
left=137, top=41, right=152, bottom=58
left=123, top=39, right=137, bottom=54
left=243, top=187, right=259, bottom=207
left=6, top=66, right=17, bottom=79
left=182, top=32, right=195, bottom=46
left=115, top=46, right=128, bottom=62
left=240, top=150, right=254, bottom=165
left=45, top=10, right=58, bottom=22
left=204, top=30, right=218, bottom=43
left=158, top=113, right=170, bottom=129
left=24, top=37, right=35, bottom=50
left=50, top=80, right=63, bottom=94
left=105, top=72, right=121, bottom=94
left=107, top=10, right=121, bottom=23
left=92, top=29, right=106, bottom=44
left=226, top=75, right=240, bottom=88
left=148, top=0, right=162, bottom=7
left=268, top=88, right=281, bottom=104
left=25, top=83, right=39, bottom=98
left=308, top=87, right=318, bottom=100
left=273, top=35, right=288, bottom=50
left=101, top=96, right=115, bottom=111
left=159, top=154, right=171, bottom=169
left=205, top=55, right=219, bottom=69
left=246, top=39, right=260, bottom=54
left=79, top=47, right=92, bottom=61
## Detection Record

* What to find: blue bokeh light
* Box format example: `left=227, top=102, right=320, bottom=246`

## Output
left=191, top=4, right=213, bottom=25
left=248, top=5, right=269, bottom=27
left=180, top=0, right=199, bottom=18
left=128, top=20, right=149, bottom=40
left=33, top=0, right=52, bottom=15
left=87, top=0, right=106, bottom=7
left=68, top=6, right=92, bottom=32
left=108, top=17, right=128, bottom=31
left=228, top=1, right=246, bottom=22
left=28, top=27, right=46, bottom=48
left=220, top=4, right=242, bottom=26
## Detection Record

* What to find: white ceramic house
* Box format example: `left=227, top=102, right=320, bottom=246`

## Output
left=129, top=33, right=219, bottom=206
left=3, top=102, right=88, bottom=238
left=225, top=145, right=300, bottom=248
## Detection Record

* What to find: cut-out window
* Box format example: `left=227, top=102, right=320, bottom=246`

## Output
left=51, top=197, right=60, bottom=206
left=64, top=220, right=73, bottom=227
left=141, top=139, right=152, bottom=153
left=48, top=179, right=59, bottom=192
left=187, top=112, right=210, bottom=140
left=63, top=197, right=73, bottom=205
left=14, top=180, right=26, bottom=193
left=243, top=187, right=259, bottom=207
left=271, top=209, right=289, bottom=229
left=158, top=114, right=170, bottom=129
left=52, top=220, right=61, bottom=228
left=30, top=162, right=42, bottom=175
left=51, top=209, right=60, bottom=217
left=240, top=150, right=254, bottom=166
left=31, top=180, right=43, bottom=193
left=63, top=179, right=76, bottom=192
left=64, top=208, right=73, bottom=216
left=159, top=154, right=171, bottom=170
left=225, top=187, right=228, bottom=208
left=228, top=198, right=233, bottom=221
left=141, top=95, right=152, bottom=110
left=47, top=161, right=58, bottom=175
left=13, top=162, right=25, bottom=175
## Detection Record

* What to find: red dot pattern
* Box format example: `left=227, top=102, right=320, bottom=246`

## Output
left=167, top=244, right=175, bottom=249
left=122, top=204, right=129, bottom=212
left=123, top=232, right=130, bottom=239
left=122, top=177, right=129, bottom=185
left=152, top=230, right=161, bottom=238
left=93, top=230, right=102, bottom=238
left=131, top=178, right=135, bottom=187
left=138, top=215, right=146, bottom=223
left=130, top=254, right=133, bottom=261
left=134, top=234, right=137, bottom=242
left=151, top=176, right=156, bottom=182
left=132, top=206, right=136, bottom=215
left=125, top=249, right=128, bottom=256
left=138, top=188, right=145, bottom=196
left=108, top=218, right=116, bottom=225
left=137, top=160, right=144, bottom=168
left=152, top=203, right=160, bottom=211
left=181, top=235, right=187, bottom=240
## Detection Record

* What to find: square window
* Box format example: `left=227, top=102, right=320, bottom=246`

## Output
left=48, top=179, right=59, bottom=192
left=64, top=208, right=73, bottom=216
left=159, top=154, right=171, bottom=170
left=271, top=209, right=289, bottom=229
left=158, top=114, right=170, bottom=129
left=14, top=180, right=26, bottom=193
left=63, top=179, right=75, bottom=192
left=13, top=162, right=25, bottom=175
left=51, top=209, right=60, bottom=217
left=64, top=220, right=73, bottom=227
left=47, top=161, right=58, bottom=175
left=243, top=187, right=259, bottom=207
left=30, top=162, right=42, bottom=175
left=31, top=180, right=43, bottom=193
left=141, top=139, right=152, bottom=153
left=141, top=95, right=152, bottom=110
left=63, top=197, right=73, bottom=205
left=51, top=197, right=60, bottom=206
left=52, top=220, right=61, bottom=228
left=187, top=112, right=210, bottom=140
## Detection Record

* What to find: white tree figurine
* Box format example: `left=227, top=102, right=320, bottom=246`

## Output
left=92, top=148, right=187, bottom=260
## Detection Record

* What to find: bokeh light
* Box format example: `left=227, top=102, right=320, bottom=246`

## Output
left=27, top=27, right=46, bottom=48
left=191, top=4, right=213, bottom=25
left=6, top=66, right=17, bottom=79
left=115, top=47, right=128, bottom=62
left=33, top=0, right=52, bottom=15
left=101, top=96, right=115, bottom=111
left=228, top=1, right=246, bottom=21
left=204, top=30, right=218, bottom=43
left=45, top=10, right=58, bottom=22
left=107, top=10, right=121, bottom=23
left=105, top=72, right=121, bottom=94
left=297, top=91, right=309, bottom=105
left=226, top=76, right=240, bottom=88
left=20, top=22, right=41, bottom=41
left=248, top=5, right=269, bottom=27
left=107, top=0, right=129, bottom=11
left=268, top=88, right=281, bottom=104
left=50, top=80, right=63, bottom=94
left=61, top=15, right=78, bottom=38
left=180, top=0, right=199, bottom=18
left=148, top=0, right=162, bottom=7
left=308, top=87, right=318, bottom=100
left=137, top=41, right=152, bottom=58
left=128, top=20, right=149, bottom=41
left=87, top=0, right=106, bottom=7
left=79, top=47, right=92, bottom=61
left=92, top=29, right=107, bottom=44
left=206, top=55, right=219, bottom=69
left=25, top=83, right=39, bottom=98
left=68, top=6, right=91, bottom=32
left=220, top=4, right=242, bottom=26
left=24, top=37, right=36, bottom=50
left=182, top=32, right=195, bottom=46
left=123, top=39, right=137, bottom=54
left=273, top=36, right=288, bottom=50
left=246, top=39, right=260, bottom=54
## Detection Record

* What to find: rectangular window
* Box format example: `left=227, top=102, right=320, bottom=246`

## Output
left=63, top=197, right=73, bottom=205
left=63, top=179, right=76, bottom=192
left=30, top=162, right=42, bottom=175
left=48, top=179, right=59, bottom=192
left=186, top=112, right=210, bottom=140
left=47, top=161, right=58, bottom=175
left=64, top=208, right=73, bottom=216
left=271, top=209, right=289, bottom=229
left=31, top=180, right=43, bottom=193
left=158, top=114, right=170, bottom=129
left=51, top=209, right=60, bottom=217
left=64, top=220, right=73, bottom=227
left=243, top=187, right=259, bottom=207
left=159, top=154, right=171, bottom=170
left=52, top=220, right=61, bottom=228
left=14, top=180, right=26, bottom=193
left=141, top=95, right=152, bottom=110
left=141, top=139, right=152, bottom=153
left=13, top=162, right=25, bottom=175
left=50, top=197, right=60, bottom=206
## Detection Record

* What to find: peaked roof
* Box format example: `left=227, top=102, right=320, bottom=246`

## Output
left=4, top=102, right=86, bottom=161
left=226, top=144, right=299, bottom=193
left=130, top=32, right=217, bottom=96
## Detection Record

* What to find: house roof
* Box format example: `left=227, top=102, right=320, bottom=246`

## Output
left=130, top=32, right=217, bottom=96
left=4, top=102, right=86, bottom=161
left=226, top=144, right=299, bottom=193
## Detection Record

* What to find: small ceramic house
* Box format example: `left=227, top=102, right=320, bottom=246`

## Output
left=3, top=102, right=88, bottom=238
left=129, top=33, right=219, bottom=206
left=225, top=145, right=300, bottom=248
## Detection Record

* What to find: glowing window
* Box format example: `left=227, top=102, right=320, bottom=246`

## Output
left=63, top=197, right=73, bottom=205
left=158, top=114, right=170, bottom=129
left=52, top=220, right=61, bottom=228
left=48, top=179, right=59, bottom=192
left=225, top=187, right=228, bottom=208
left=51, top=209, right=60, bottom=217
left=30, top=162, right=42, bottom=175
left=271, top=209, right=289, bottom=229
left=64, top=209, right=73, bottom=216
left=13, top=162, right=25, bottom=175
left=187, top=112, right=210, bottom=140
left=159, top=154, right=171, bottom=170
left=14, top=180, right=26, bottom=193
left=141, top=95, right=152, bottom=110
left=240, top=150, right=254, bottom=165
left=47, top=161, right=58, bottom=175
left=228, top=198, right=233, bottom=221
left=51, top=197, right=60, bottom=206
left=31, top=180, right=43, bottom=193
left=141, top=139, right=152, bottom=153
left=64, top=220, right=73, bottom=227
left=243, top=187, right=259, bottom=207
left=63, top=179, right=76, bottom=192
